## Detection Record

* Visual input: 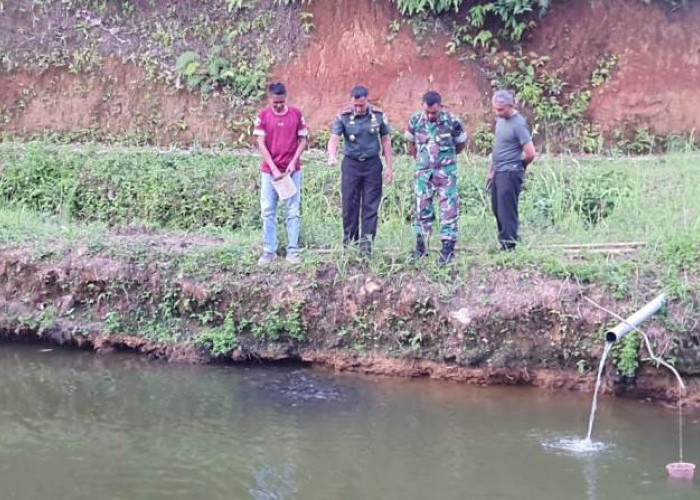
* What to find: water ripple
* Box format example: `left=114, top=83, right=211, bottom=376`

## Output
left=542, top=436, right=612, bottom=455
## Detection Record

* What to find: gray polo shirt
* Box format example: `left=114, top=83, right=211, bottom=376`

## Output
left=492, top=112, right=532, bottom=172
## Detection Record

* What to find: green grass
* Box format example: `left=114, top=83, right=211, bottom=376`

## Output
left=0, top=205, right=108, bottom=247
left=0, top=141, right=698, bottom=298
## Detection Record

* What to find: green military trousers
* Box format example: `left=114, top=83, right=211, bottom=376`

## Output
left=412, top=164, right=459, bottom=242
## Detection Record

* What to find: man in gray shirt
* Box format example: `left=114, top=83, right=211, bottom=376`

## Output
left=487, top=90, right=537, bottom=251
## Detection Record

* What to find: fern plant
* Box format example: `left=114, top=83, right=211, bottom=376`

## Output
left=392, top=0, right=462, bottom=15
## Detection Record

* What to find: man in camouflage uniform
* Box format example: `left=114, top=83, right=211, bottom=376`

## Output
left=405, top=91, right=467, bottom=265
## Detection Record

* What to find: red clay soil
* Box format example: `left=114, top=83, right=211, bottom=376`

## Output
left=528, top=0, right=700, bottom=135
left=272, top=0, right=490, bottom=130
left=0, top=59, right=236, bottom=145
left=2, top=0, right=700, bottom=141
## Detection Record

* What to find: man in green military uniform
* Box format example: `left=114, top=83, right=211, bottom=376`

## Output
left=327, top=85, right=394, bottom=254
left=405, top=91, right=467, bottom=265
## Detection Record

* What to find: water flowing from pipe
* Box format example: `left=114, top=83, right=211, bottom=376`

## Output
left=584, top=296, right=686, bottom=460
left=585, top=341, right=613, bottom=442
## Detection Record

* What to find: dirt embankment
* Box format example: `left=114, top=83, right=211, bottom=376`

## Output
left=0, top=59, right=227, bottom=144
left=0, top=234, right=698, bottom=406
left=2, top=0, right=700, bottom=142
left=528, top=0, right=700, bottom=135
left=272, top=0, right=489, bottom=129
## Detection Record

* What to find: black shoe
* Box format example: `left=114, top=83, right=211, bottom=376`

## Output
left=439, top=240, right=456, bottom=266
left=359, top=238, right=373, bottom=256
left=500, top=240, right=517, bottom=252
left=413, top=234, right=427, bottom=259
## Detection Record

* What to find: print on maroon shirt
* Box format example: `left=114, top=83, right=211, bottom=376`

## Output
left=253, top=106, right=309, bottom=174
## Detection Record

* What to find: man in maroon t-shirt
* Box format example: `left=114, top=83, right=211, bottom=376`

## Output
left=253, top=82, right=309, bottom=265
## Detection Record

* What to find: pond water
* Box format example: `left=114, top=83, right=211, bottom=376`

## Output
left=0, top=343, right=697, bottom=499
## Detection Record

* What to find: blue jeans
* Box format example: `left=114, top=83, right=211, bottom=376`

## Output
left=261, top=171, right=302, bottom=255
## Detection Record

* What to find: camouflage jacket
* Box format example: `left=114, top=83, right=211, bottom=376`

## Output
left=405, top=110, right=467, bottom=169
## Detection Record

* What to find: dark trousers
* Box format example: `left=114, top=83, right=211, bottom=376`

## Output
left=490, top=169, right=524, bottom=250
left=341, top=156, right=383, bottom=250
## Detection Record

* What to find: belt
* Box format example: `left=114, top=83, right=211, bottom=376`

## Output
left=344, top=154, right=379, bottom=162
left=495, top=161, right=526, bottom=172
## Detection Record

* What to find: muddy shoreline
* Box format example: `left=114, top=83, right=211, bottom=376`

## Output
left=1, top=234, right=697, bottom=407
left=1, top=328, right=695, bottom=407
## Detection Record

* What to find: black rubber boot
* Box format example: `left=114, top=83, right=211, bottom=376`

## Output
left=413, top=234, right=427, bottom=259
left=439, top=240, right=456, bottom=266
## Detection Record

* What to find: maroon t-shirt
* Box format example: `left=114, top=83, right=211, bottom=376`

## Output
left=253, top=106, right=308, bottom=173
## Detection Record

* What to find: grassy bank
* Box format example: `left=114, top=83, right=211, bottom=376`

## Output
left=0, top=142, right=698, bottom=390
left=0, top=142, right=698, bottom=294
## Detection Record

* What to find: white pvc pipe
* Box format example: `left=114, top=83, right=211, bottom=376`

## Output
left=605, top=293, right=667, bottom=343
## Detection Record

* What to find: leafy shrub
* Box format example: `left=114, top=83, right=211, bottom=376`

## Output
left=196, top=312, right=240, bottom=357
